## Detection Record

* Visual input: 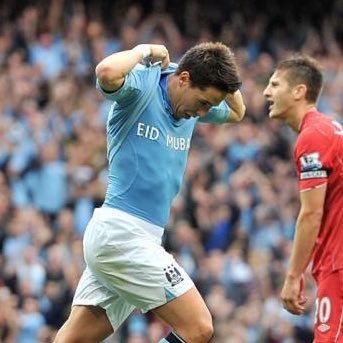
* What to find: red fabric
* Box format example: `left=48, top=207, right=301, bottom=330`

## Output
left=313, top=270, right=343, bottom=343
left=294, top=111, right=343, bottom=281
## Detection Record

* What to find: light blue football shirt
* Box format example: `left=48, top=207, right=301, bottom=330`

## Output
left=97, top=62, right=230, bottom=227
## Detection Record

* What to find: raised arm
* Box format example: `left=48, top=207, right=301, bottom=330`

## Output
left=225, top=90, right=246, bottom=123
left=95, top=44, right=170, bottom=93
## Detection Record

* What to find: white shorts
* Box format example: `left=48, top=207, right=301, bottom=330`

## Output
left=72, top=207, right=194, bottom=331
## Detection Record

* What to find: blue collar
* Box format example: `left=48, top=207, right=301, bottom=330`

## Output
left=160, top=74, right=174, bottom=116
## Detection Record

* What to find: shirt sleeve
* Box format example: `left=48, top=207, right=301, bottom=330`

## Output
left=96, top=64, right=148, bottom=105
left=198, top=100, right=230, bottom=124
left=295, top=127, right=332, bottom=191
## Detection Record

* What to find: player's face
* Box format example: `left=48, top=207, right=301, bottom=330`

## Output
left=174, top=79, right=226, bottom=120
left=264, top=70, right=294, bottom=119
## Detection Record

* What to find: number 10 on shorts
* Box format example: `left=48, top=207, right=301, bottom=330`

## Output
left=314, top=296, right=331, bottom=333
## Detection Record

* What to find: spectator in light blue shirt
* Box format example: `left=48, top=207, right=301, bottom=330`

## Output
left=29, top=26, right=66, bottom=80
left=16, top=297, right=46, bottom=343
left=26, top=142, right=68, bottom=216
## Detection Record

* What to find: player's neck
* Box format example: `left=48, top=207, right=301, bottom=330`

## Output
left=287, top=104, right=316, bottom=132
left=166, top=74, right=178, bottom=114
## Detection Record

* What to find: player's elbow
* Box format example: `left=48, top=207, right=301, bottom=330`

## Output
left=95, top=63, right=113, bottom=84
left=300, top=208, right=324, bottom=226
left=95, top=63, right=123, bottom=92
left=236, top=104, right=246, bottom=121
left=228, top=105, right=246, bottom=123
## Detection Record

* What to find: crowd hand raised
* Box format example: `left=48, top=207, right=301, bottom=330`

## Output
left=133, top=44, right=170, bottom=69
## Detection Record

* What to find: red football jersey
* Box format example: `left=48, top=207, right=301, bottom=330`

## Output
left=294, top=110, right=343, bottom=282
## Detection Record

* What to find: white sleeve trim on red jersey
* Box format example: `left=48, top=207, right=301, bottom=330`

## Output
left=299, top=182, right=327, bottom=192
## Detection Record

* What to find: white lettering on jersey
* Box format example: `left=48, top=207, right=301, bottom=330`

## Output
left=136, top=122, right=190, bottom=150
left=137, top=122, right=159, bottom=140
left=166, top=135, right=191, bottom=151
left=300, top=170, right=327, bottom=179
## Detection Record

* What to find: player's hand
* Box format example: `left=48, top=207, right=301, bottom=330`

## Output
left=225, top=90, right=246, bottom=123
left=133, top=44, right=170, bottom=69
left=280, top=274, right=308, bottom=315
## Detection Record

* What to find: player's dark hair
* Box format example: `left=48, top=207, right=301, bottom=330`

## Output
left=276, top=55, right=323, bottom=103
left=175, top=42, right=241, bottom=93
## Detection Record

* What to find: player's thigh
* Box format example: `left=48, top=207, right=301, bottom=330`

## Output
left=84, top=208, right=195, bottom=313
left=313, top=270, right=343, bottom=343
left=54, top=305, right=113, bottom=343
left=153, top=285, right=212, bottom=332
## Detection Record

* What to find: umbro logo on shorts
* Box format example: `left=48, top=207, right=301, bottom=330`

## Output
left=318, top=323, right=330, bottom=333
left=164, top=264, right=184, bottom=286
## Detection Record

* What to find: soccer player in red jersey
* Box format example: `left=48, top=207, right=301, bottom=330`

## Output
left=264, top=55, right=343, bottom=342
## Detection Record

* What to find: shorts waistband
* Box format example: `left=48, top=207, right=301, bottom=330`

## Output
left=93, top=207, right=164, bottom=239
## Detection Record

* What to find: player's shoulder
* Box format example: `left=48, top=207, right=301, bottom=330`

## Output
left=161, top=62, right=178, bottom=75
left=296, top=112, right=336, bottom=148
left=129, top=63, right=164, bottom=86
left=132, top=62, right=165, bottom=73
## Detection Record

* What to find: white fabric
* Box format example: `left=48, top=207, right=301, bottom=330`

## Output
left=73, top=207, right=193, bottom=330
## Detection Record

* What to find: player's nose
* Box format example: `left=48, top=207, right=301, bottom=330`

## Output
left=263, top=86, right=271, bottom=98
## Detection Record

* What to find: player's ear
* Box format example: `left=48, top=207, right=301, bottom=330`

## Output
left=179, top=71, right=190, bottom=86
left=293, top=84, right=307, bottom=100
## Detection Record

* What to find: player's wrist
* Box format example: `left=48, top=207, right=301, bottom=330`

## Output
left=285, top=272, right=301, bottom=282
left=132, top=45, right=152, bottom=60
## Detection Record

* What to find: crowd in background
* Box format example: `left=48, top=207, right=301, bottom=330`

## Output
left=1, top=0, right=343, bottom=342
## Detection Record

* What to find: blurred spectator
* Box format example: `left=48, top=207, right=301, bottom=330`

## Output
left=16, top=296, right=46, bottom=343
left=0, top=0, right=342, bottom=341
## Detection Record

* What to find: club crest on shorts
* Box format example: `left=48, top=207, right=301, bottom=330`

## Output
left=164, top=264, right=184, bottom=286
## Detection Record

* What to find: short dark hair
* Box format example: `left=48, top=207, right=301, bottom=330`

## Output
left=175, top=42, right=241, bottom=93
left=276, top=55, right=323, bottom=103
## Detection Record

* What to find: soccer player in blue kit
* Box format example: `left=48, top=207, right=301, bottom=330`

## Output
left=54, top=42, right=246, bottom=343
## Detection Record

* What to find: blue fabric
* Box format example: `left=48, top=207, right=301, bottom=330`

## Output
left=204, top=219, right=232, bottom=252
left=15, top=312, right=45, bottom=343
left=127, top=312, right=147, bottom=335
left=98, top=62, right=232, bottom=226
left=73, top=197, right=94, bottom=236
left=198, top=99, right=230, bottom=123
left=26, top=161, right=68, bottom=214
left=29, top=38, right=66, bottom=79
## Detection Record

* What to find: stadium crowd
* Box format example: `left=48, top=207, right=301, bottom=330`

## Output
left=0, top=0, right=343, bottom=342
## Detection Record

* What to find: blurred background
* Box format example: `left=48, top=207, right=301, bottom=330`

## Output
left=1, top=0, right=343, bottom=342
